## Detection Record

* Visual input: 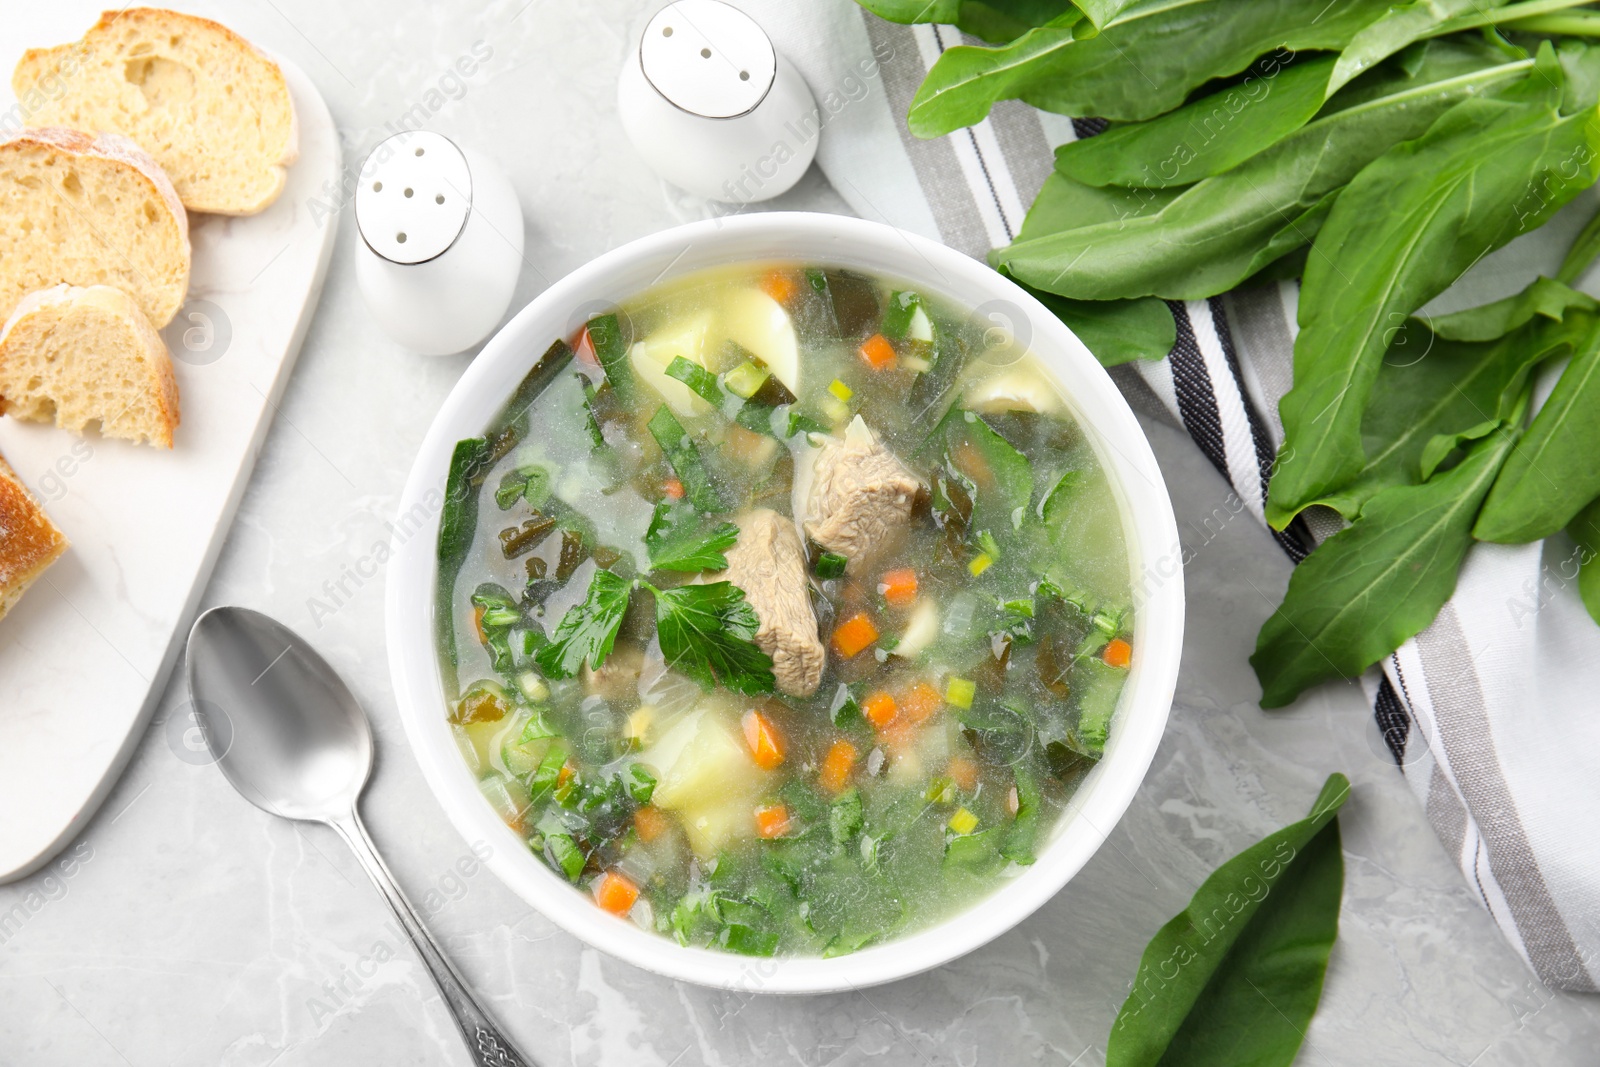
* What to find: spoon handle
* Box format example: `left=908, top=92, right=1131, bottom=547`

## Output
left=331, top=812, right=533, bottom=1067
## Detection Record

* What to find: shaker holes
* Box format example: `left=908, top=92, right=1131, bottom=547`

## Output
left=701, top=48, right=711, bottom=58
left=405, top=188, right=414, bottom=197
left=436, top=194, right=445, bottom=204
left=396, top=232, right=407, bottom=243
left=373, top=181, right=382, bottom=191
left=663, top=26, right=673, bottom=36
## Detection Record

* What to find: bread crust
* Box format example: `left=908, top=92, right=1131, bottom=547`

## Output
left=13, top=8, right=299, bottom=216
left=0, top=453, right=69, bottom=620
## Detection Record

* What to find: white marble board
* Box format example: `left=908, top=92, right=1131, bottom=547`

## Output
left=0, top=5, right=341, bottom=882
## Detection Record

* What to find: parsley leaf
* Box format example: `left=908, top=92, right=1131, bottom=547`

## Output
left=533, top=568, right=633, bottom=678
left=652, top=581, right=775, bottom=695
left=645, top=501, right=739, bottom=572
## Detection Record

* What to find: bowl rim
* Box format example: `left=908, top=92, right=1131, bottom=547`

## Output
left=384, top=211, right=1184, bottom=994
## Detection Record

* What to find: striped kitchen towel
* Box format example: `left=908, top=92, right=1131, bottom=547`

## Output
left=740, top=0, right=1600, bottom=992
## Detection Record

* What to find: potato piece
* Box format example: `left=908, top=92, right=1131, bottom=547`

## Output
left=643, top=707, right=760, bottom=811
left=642, top=706, right=768, bottom=858
left=680, top=794, right=760, bottom=857
left=965, top=363, right=1065, bottom=416
left=721, top=288, right=799, bottom=393
left=630, top=311, right=714, bottom=417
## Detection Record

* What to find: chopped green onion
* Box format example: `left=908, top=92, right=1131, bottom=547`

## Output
left=666, top=356, right=722, bottom=405
left=948, top=807, right=978, bottom=835
left=968, top=552, right=994, bottom=577
left=545, top=833, right=585, bottom=882
left=945, top=677, right=976, bottom=709
left=724, top=361, right=770, bottom=400
left=516, top=670, right=548, bottom=703
left=815, top=551, right=848, bottom=579
left=925, top=776, right=956, bottom=805
left=827, top=378, right=853, bottom=402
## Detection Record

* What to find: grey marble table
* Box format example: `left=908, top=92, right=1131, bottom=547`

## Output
left=3, top=2, right=1598, bottom=1064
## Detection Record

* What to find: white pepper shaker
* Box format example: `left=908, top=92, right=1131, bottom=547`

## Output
left=618, top=0, right=821, bottom=203
left=354, top=131, right=524, bottom=356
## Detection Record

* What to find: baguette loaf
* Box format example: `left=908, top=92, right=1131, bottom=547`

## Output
left=14, top=8, right=298, bottom=216
left=0, top=284, right=180, bottom=448
left=0, top=127, right=190, bottom=327
left=0, top=453, right=69, bottom=621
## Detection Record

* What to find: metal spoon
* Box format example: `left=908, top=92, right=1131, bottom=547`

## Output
left=185, top=605, right=533, bottom=1067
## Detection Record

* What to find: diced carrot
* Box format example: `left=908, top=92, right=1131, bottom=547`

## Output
left=878, top=567, right=918, bottom=607
left=1102, top=638, right=1133, bottom=669
left=573, top=325, right=599, bottom=366
left=857, top=333, right=897, bottom=371
left=819, top=739, right=858, bottom=794
left=593, top=871, right=640, bottom=916
left=832, top=611, right=879, bottom=658
left=742, top=710, right=785, bottom=770
left=662, top=477, right=686, bottom=501
left=556, top=762, right=574, bottom=789
left=948, top=756, right=979, bottom=793
left=760, top=269, right=798, bottom=305
left=471, top=605, right=487, bottom=644
left=755, top=803, right=791, bottom=839
left=901, top=681, right=942, bottom=725
left=881, top=721, right=917, bottom=753
left=862, top=690, right=898, bottom=729
left=634, top=805, right=670, bottom=843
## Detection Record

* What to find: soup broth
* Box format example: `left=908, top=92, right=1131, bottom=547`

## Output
left=436, top=264, right=1134, bottom=957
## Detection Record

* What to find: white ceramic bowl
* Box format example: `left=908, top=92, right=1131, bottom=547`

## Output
left=385, top=212, right=1183, bottom=993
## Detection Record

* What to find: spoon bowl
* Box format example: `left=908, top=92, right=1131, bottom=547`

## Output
left=186, top=605, right=371, bottom=823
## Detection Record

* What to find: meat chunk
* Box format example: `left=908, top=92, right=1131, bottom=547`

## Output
left=803, top=419, right=921, bottom=574
left=721, top=508, right=825, bottom=697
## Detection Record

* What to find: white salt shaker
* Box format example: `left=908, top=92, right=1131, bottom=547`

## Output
left=354, top=131, right=524, bottom=356
left=618, top=0, right=821, bottom=203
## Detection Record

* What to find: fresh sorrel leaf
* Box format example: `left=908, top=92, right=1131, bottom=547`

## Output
left=1268, top=44, right=1600, bottom=529
left=1476, top=317, right=1600, bottom=542
left=1253, top=418, right=1522, bottom=708
left=1026, top=289, right=1176, bottom=367
left=1569, top=497, right=1600, bottom=626
left=1330, top=0, right=1505, bottom=92
left=1308, top=289, right=1592, bottom=518
left=998, top=44, right=1524, bottom=301
left=907, top=0, right=1396, bottom=136
left=1107, top=774, right=1350, bottom=1067
left=1056, top=55, right=1334, bottom=190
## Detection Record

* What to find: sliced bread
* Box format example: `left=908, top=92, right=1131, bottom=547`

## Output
left=14, top=8, right=298, bottom=216
left=0, top=453, right=69, bottom=620
left=0, top=284, right=180, bottom=449
left=0, top=127, right=190, bottom=328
